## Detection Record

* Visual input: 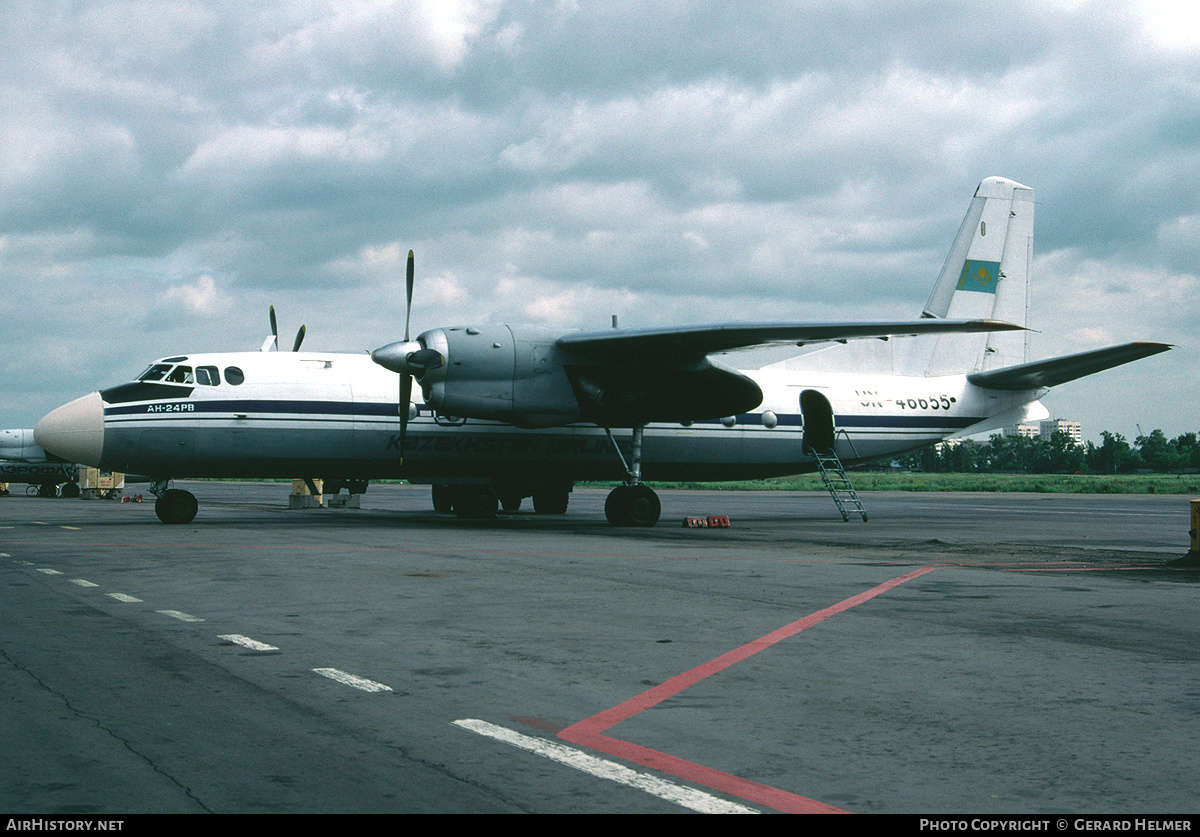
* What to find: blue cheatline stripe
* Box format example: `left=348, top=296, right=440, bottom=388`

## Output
left=103, top=399, right=402, bottom=417
left=103, top=398, right=983, bottom=433
left=693, top=413, right=981, bottom=430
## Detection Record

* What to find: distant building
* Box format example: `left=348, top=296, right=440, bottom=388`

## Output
left=1001, top=419, right=1083, bottom=446
left=1003, top=424, right=1040, bottom=439
left=1040, top=419, right=1083, bottom=446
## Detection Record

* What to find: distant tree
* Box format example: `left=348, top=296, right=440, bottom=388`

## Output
left=983, top=433, right=1035, bottom=473
left=894, top=426, right=1199, bottom=474
left=1086, top=431, right=1136, bottom=474
left=920, top=444, right=944, bottom=473
left=1136, top=429, right=1182, bottom=472
left=1171, top=432, right=1200, bottom=470
left=942, top=438, right=983, bottom=472
left=1031, top=430, right=1085, bottom=473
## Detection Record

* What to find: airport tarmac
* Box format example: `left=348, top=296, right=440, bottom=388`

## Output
left=1, top=482, right=1197, bottom=814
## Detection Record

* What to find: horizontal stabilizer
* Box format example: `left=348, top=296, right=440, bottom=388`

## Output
left=967, top=342, right=1172, bottom=390
left=559, top=318, right=1022, bottom=361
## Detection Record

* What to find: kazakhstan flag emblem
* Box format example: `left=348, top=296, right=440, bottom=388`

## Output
left=956, top=259, right=1001, bottom=294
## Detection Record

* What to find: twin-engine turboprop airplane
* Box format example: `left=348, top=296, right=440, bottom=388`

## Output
left=34, top=177, right=1170, bottom=525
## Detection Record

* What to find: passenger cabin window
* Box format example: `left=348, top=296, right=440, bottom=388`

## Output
left=224, top=366, right=245, bottom=385
left=195, top=366, right=221, bottom=386
left=165, top=366, right=193, bottom=384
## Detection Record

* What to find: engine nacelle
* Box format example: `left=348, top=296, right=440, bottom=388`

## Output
left=416, top=325, right=583, bottom=428
left=0, top=428, right=49, bottom=462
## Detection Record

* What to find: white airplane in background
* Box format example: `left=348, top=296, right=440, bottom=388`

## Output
left=34, top=177, right=1170, bottom=526
left=0, top=428, right=79, bottom=497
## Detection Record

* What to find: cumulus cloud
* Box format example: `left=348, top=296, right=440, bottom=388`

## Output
left=1, top=0, right=1195, bottom=440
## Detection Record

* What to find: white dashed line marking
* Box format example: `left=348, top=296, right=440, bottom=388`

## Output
left=453, top=719, right=759, bottom=814
left=157, top=609, right=205, bottom=622
left=107, top=593, right=143, bottom=603
left=36, top=568, right=63, bottom=575
left=312, top=668, right=392, bottom=693
left=219, top=634, right=279, bottom=652
left=70, top=579, right=98, bottom=587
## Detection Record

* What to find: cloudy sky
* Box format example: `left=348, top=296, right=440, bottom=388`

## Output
left=2, top=0, right=1195, bottom=442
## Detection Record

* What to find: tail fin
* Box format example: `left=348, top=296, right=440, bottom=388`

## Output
left=922, top=176, right=1035, bottom=375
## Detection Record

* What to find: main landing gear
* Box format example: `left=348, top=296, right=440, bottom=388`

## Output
left=431, top=482, right=572, bottom=520
left=603, top=426, right=661, bottom=527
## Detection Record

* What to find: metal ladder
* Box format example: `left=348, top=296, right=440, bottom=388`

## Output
left=808, top=443, right=868, bottom=522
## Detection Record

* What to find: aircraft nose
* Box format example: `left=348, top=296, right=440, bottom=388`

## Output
left=34, top=391, right=105, bottom=467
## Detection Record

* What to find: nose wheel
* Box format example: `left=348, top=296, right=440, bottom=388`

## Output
left=154, top=487, right=198, bottom=524
left=604, top=483, right=661, bottom=526
left=603, top=425, right=661, bottom=527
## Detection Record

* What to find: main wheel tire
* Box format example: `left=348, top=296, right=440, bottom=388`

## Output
left=155, top=489, right=198, bottom=524
left=452, top=487, right=498, bottom=520
left=432, top=485, right=453, bottom=513
left=532, top=490, right=569, bottom=515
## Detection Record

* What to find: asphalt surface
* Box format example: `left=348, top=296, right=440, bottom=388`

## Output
left=2, top=482, right=1197, bottom=814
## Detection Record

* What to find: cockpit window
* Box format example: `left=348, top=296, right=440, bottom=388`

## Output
left=165, top=365, right=194, bottom=384
left=195, top=366, right=221, bottom=386
left=138, top=364, right=173, bottom=382
left=224, top=366, right=245, bottom=385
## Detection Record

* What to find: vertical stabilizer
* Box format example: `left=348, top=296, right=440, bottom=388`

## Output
left=923, top=176, right=1034, bottom=375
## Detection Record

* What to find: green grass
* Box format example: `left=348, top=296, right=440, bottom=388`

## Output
left=629, top=472, right=1200, bottom=494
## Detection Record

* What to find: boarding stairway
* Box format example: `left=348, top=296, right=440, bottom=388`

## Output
left=807, top=437, right=868, bottom=522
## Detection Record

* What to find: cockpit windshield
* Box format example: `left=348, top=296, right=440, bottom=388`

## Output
left=165, top=366, right=193, bottom=384
left=137, top=364, right=173, bottom=382
left=135, top=362, right=232, bottom=386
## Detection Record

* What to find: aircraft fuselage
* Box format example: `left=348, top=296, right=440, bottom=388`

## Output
left=36, top=350, right=1042, bottom=486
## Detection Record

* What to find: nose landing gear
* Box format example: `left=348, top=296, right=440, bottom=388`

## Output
left=603, top=426, right=661, bottom=527
left=150, top=480, right=198, bottom=524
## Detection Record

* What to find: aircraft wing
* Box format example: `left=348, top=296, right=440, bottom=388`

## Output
left=967, top=341, right=1173, bottom=390
left=557, top=318, right=1022, bottom=360
left=551, top=318, right=1021, bottom=427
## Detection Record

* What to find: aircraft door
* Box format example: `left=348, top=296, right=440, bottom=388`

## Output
left=799, top=390, right=835, bottom=455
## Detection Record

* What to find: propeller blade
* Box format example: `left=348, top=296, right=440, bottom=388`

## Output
left=404, top=249, right=414, bottom=342
left=261, top=305, right=281, bottom=351
left=399, top=373, right=413, bottom=449
left=292, top=325, right=306, bottom=352
left=396, top=249, right=418, bottom=455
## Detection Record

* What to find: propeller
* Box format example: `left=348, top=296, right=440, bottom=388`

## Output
left=371, top=250, right=444, bottom=450
left=262, top=306, right=306, bottom=352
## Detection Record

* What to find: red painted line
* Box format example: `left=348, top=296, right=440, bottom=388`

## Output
left=559, top=566, right=937, bottom=813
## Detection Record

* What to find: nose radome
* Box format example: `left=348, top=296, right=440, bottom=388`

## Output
left=34, top=392, right=105, bottom=467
